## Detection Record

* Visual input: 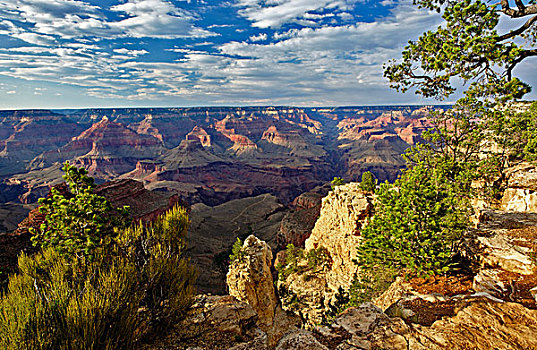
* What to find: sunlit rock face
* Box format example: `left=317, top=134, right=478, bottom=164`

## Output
left=227, top=235, right=278, bottom=328
left=226, top=235, right=300, bottom=348
left=277, top=183, right=373, bottom=327
left=502, top=162, right=537, bottom=212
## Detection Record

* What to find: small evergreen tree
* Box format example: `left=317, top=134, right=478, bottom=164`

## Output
left=331, top=177, right=345, bottom=190
left=229, top=237, right=245, bottom=263
left=30, top=161, right=130, bottom=260
left=359, top=171, right=377, bottom=192
left=357, top=163, right=470, bottom=279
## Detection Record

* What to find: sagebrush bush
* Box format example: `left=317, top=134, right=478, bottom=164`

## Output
left=118, top=205, right=197, bottom=333
left=0, top=248, right=141, bottom=350
left=0, top=204, right=196, bottom=350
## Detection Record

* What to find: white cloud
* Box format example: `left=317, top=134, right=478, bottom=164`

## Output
left=12, top=32, right=57, bottom=46
left=0, top=0, right=215, bottom=42
left=113, top=48, right=149, bottom=56
left=237, top=0, right=352, bottom=28
left=249, top=33, right=267, bottom=42
left=109, top=0, right=215, bottom=39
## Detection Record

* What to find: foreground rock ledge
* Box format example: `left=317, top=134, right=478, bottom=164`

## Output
left=281, top=299, right=537, bottom=350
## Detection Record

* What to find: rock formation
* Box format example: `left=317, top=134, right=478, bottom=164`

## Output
left=277, top=183, right=373, bottom=326
left=149, top=294, right=265, bottom=350
left=305, top=183, right=372, bottom=290
left=223, top=235, right=300, bottom=349
left=274, top=300, right=537, bottom=350
left=227, top=235, right=278, bottom=328
left=502, top=162, right=537, bottom=212
left=30, top=117, right=165, bottom=178
left=277, top=185, right=329, bottom=247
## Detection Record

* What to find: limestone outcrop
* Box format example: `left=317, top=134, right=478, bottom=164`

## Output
left=277, top=183, right=373, bottom=326
left=226, top=235, right=300, bottom=348
left=276, top=300, right=537, bottom=350
left=305, top=183, right=372, bottom=291
left=502, top=162, right=537, bottom=212
left=227, top=235, right=278, bottom=328
left=145, top=164, right=537, bottom=350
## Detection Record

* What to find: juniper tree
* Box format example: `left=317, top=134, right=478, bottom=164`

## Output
left=30, top=161, right=130, bottom=260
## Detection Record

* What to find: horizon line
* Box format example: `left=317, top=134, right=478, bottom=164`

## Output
left=0, top=103, right=455, bottom=112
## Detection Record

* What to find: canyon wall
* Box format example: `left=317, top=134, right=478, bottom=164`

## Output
left=0, top=106, right=438, bottom=215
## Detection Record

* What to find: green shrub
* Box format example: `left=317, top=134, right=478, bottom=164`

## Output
left=359, top=171, right=377, bottom=193
left=346, top=265, right=397, bottom=308
left=330, top=177, right=345, bottom=190
left=306, top=246, right=330, bottom=270
left=229, top=237, right=245, bottom=263
left=116, top=205, right=197, bottom=334
left=0, top=204, right=196, bottom=349
left=276, top=244, right=331, bottom=281
left=0, top=248, right=141, bottom=350
left=276, top=244, right=304, bottom=280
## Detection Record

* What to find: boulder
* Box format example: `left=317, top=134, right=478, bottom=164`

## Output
left=477, top=233, right=535, bottom=275
left=276, top=330, right=328, bottom=350
left=475, top=210, right=537, bottom=275
left=153, top=295, right=264, bottom=350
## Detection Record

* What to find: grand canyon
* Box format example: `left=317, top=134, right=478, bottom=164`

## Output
left=0, top=105, right=436, bottom=230
left=0, top=105, right=438, bottom=293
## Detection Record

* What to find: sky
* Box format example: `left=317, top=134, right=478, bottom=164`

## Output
left=0, top=0, right=535, bottom=109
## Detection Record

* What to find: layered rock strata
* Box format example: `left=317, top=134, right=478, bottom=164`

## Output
left=1, top=106, right=436, bottom=211
left=276, top=185, right=329, bottom=247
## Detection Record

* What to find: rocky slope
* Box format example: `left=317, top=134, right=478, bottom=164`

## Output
left=276, top=185, right=329, bottom=248
left=153, top=163, right=537, bottom=350
left=188, top=193, right=287, bottom=294
left=0, top=106, right=437, bottom=215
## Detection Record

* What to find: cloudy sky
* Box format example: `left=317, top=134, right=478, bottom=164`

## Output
left=0, top=0, right=535, bottom=109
